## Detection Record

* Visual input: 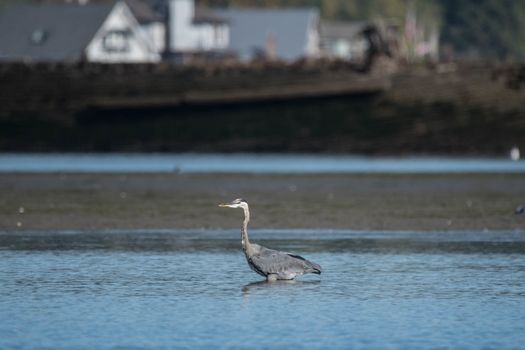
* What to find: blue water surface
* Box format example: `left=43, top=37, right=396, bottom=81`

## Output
left=1, top=153, right=525, bottom=173
left=1, top=230, right=524, bottom=350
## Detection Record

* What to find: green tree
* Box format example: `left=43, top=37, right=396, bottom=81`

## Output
left=440, top=0, right=525, bottom=59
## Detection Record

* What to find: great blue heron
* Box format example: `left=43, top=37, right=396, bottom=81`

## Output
left=219, top=198, right=322, bottom=281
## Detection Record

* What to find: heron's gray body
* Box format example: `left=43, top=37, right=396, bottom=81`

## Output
left=220, top=198, right=322, bottom=281
left=245, top=243, right=322, bottom=280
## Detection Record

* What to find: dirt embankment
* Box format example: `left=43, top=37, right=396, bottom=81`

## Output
left=0, top=61, right=524, bottom=154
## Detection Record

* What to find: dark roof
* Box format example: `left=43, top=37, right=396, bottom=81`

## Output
left=193, top=7, right=228, bottom=25
left=0, top=3, right=113, bottom=62
left=321, top=20, right=368, bottom=41
left=126, top=0, right=163, bottom=24
left=214, top=8, right=319, bottom=60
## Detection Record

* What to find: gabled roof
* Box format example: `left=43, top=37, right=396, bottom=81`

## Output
left=214, top=8, right=319, bottom=60
left=126, top=0, right=164, bottom=24
left=321, top=20, right=368, bottom=41
left=0, top=3, right=113, bottom=62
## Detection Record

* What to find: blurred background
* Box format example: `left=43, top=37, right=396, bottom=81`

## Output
left=1, top=0, right=524, bottom=232
left=0, top=0, right=524, bottom=154
left=2, top=3, right=525, bottom=349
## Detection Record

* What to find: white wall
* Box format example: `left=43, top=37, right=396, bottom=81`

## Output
left=141, top=22, right=165, bottom=54
left=85, top=1, right=160, bottom=63
left=192, top=24, right=229, bottom=50
left=170, top=0, right=195, bottom=51
left=169, top=0, right=229, bottom=52
left=304, top=14, right=320, bottom=58
left=327, top=38, right=367, bottom=60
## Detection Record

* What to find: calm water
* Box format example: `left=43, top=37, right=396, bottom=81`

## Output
left=1, top=153, right=525, bottom=173
left=1, top=230, right=524, bottom=350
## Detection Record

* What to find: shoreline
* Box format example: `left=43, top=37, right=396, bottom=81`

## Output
left=1, top=63, right=525, bottom=154
left=1, top=172, right=523, bottom=232
left=1, top=227, right=523, bottom=235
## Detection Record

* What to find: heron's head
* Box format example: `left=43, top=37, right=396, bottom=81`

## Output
left=516, top=205, right=525, bottom=215
left=219, top=198, right=248, bottom=209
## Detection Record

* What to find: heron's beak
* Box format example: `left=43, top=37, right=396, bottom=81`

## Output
left=219, top=203, right=232, bottom=208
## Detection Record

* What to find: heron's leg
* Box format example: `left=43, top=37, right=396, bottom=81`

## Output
left=266, top=274, right=278, bottom=282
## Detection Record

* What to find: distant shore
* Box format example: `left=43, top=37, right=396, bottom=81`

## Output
left=1, top=172, right=523, bottom=231
left=1, top=62, right=524, bottom=154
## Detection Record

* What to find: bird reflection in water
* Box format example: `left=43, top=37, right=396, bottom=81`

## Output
left=242, top=279, right=321, bottom=299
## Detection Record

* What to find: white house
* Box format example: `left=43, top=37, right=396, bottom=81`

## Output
left=0, top=1, right=160, bottom=63
left=320, top=21, right=369, bottom=61
left=85, top=1, right=161, bottom=63
left=168, top=0, right=320, bottom=62
left=126, top=0, right=166, bottom=55
left=169, top=0, right=229, bottom=53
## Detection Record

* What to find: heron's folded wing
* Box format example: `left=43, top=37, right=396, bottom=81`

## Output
left=251, top=248, right=314, bottom=274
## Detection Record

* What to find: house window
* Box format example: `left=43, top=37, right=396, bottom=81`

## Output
left=102, top=30, right=130, bottom=53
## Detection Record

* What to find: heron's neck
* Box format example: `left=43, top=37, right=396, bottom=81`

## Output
left=241, top=206, right=251, bottom=248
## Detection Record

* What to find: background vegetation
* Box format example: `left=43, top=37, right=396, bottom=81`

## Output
left=199, top=0, right=525, bottom=60
left=1, top=0, right=524, bottom=58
